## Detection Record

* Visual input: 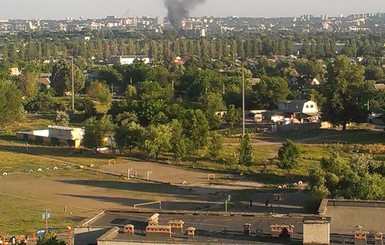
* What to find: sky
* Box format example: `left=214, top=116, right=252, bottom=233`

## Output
left=0, top=0, right=384, bottom=20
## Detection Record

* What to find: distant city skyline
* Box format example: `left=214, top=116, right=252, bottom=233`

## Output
left=0, top=0, right=384, bottom=20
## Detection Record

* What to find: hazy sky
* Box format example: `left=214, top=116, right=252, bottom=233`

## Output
left=0, top=0, right=384, bottom=20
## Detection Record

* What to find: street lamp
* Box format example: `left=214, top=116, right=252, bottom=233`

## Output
left=71, top=56, right=75, bottom=112
left=234, top=59, right=246, bottom=137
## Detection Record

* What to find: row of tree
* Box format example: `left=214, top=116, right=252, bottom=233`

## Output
left=1, top=32, right=385, bottom=63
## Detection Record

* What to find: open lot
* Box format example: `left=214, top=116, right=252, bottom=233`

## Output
left=1, top=118, right=385, bottom=236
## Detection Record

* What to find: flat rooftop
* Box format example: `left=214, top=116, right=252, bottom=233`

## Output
left=321, top=199, right=385, bottom=234
left=76, top=209, right=304, bottom=244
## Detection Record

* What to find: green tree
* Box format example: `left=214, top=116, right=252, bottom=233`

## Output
left=207, top=132, right=223, bottom=159
left=253, top=76, right=290, bottom=109
left=310, top=152, right=385, bottom=200
left=55, top=111, right=69, bottom=126
left=83, top=115, right=114, bottom=148
left=277, top=139, right=301, bottom=173
left=224, top=104, right=241, bottom=128
left=0, top=80, right=24, bottom=129
left=51, top=60, right=85, bottom=96
left=18, top=71, right=40, bottom=98
left=199, top=92, right=225, bottom=129
left=141, top=124, right=172, bottom=161
left=24, top=92, right=66, bottom=113
left=238, top=134, right=253, bottom=166
left=322, top=55, right=374, bottom=130
left=114, top=122, right=144, bottom=154
left=86, top=81, right=112, bottom=104
left=170, top=119, right=186, bottom=163
left=182, top=109, right=209, bottom=153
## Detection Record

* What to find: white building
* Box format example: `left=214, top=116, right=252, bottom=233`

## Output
left=109, top=55, right=150, bottom=65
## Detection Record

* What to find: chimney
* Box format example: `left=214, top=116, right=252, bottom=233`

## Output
left=186, top=227, right=196, bottom=239
left=374, top=232, right=383, bottom=245
left=123, top=224, right=134, bottom=235
left=243, top=223, right=251, bottom=236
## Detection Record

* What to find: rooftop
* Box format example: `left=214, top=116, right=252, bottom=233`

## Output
left=76, top=209, right=304, bottom=245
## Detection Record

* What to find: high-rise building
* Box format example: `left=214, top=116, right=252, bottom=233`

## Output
left=156, top=16, right=164, bottom=26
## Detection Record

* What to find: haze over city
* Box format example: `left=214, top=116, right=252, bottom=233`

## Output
left=0, top=0, right=384, bottom=20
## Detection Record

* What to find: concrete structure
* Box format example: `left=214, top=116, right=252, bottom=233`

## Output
left=74, top=209, right=304, bottom=245
left=109, top=55, right=150, bottom=65
left=319, top=199, right=385, bottom=234
left=303, top=216, right=331, bottom=245
left=16, top=125, right=84, bottom=148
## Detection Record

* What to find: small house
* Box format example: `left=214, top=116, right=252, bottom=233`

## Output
left=278, top=100, right=319, bottom=122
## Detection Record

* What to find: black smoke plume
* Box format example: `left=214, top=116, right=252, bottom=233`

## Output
left=164, top=0, right=205, bottom=30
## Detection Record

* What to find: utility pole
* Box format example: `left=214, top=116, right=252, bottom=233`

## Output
left=71, top=56, right=75, bottom=112
left=242, top=62, right=245, bottom=137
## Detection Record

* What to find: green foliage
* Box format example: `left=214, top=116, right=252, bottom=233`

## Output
left=83, top=115, right=114, bottom=148
left=238, top=134, right=253, bottom=166
left=17, top=70, right=40, bottom=98
left=224, top=104, right=241, bottom=128
left=55, top=111, right=69, bottom=126
left=207, top=132, right=223, bottom=159
left=277, top=139, right=301, bottom=173
left=140, top=124, right=172, bottom=160
left=51, top=60, right=85, bottom=96
left=116, top=111, right=138, bottom=126
left=74, top=96, right=97, bottom=116
left=24, top=92, right=66, bottom=113
left=253, top=76, right=290, bottom=109
left=136, top=98, right=168, bottom=126
left=114, top=122, right=144, bottom=154
left=181, top=109, right=209, bottom=153
left=0, top=80, right=24, bottom=129
left=322, top=55, right=375, bottom=130
left=170, top=119, right=187, bottom=162
left=198, top=92, right=225, bottom=129
left=309, top=152, right=385, bottom=200
left=86, top=80, right=112, bottom=104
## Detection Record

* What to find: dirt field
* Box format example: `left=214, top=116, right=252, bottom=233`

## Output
left=0, top=154, right=309, bottom=235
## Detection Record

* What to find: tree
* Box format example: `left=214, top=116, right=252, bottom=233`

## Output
left=224, top=104, right=241, bottom=128
left=55, top=111, right=69, bottom=126
left=86, top=81, right=112, bottom=104
left=140, top=124, right=172, bottom=161
left=253, top=76, right=290, bottom=109
left=277, top=139, right=301, bottom=173
left=322, top=55, right=374, bottom=130
left=116, top=111, right=138, bottom=126
left=114, top=122, right=144, bottom=154
left=83, top=115, right=114, bottom=148
left=207, top=132, right=223, bottom=159
left=18, top=71, right=40, bottom=98
left=0, top=80, right=24, bottom=129
left=181, top=109, right=209, bottom=153
left=24, top=92, right=66, bottom=114
left=51, top=60, right=85, bottom=96
left=238, top=134, right=253, bottom=166
left=310, top=152, right=385, bottom=200
left=170, top=119, right=186, bottom=163
left=199, top=92, right=225, bottom=129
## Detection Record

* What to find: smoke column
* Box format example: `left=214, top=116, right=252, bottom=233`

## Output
left=164, top=0, right=206, bottom=30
